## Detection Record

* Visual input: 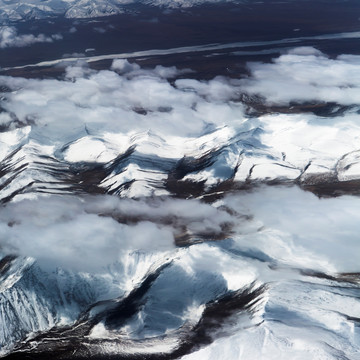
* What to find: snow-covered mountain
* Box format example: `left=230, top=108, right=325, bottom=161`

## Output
left=0, top=0, right=244, bottom=21
left=0, top=47, right=360, bottom=359
left=1, top=188, right=360, bottom=359
left=1, top=1, right=360, bottom=357
left=1, top=50, right=360, bottom=201
left=0, top=0, right=126, bottom=21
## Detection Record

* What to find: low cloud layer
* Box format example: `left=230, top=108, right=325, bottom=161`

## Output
left=0, top=26, right=62, bottom=48
left=0, top=195, right=234, bottom=272
left=1, top=50, right=360, bottom=274
left=0, top=48, right=359, bottom=360
left=0, top=196, right=172, bottom=271
left=2, top=52, right=360, bottom=196
left=1, top=186, right=359, bottom=274
left=241, top=47, right=360, bottom=105
left=225, top=186, right=360, bottom=273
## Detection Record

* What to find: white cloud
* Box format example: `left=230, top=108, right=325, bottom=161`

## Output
left=93, top=27, right=106, bottom=34
left=2, top=183, right=358, bottom=274
left=51, top=33, right=63, bottom=41
left=224, top=186, right=360, bottom=273
left=0, top=61, right=241, bottom=145
left=111, top=59, right=141, bottom=73
left=0, top=26, right=62, bottom=48
left=241, top=47, right=360, bottom=105
left=2, top=56, right=360, bottom=197
left=62, top=52, right=86, bottom=59
left=0, top=194, right=236, bottom=272
left=0, top=38, right=360, bottom=360
left=0, top=195, right=176, bottom=272
left=111, top=59, right=189, bottom=79
left=0, top=55, right=359, bottom=360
